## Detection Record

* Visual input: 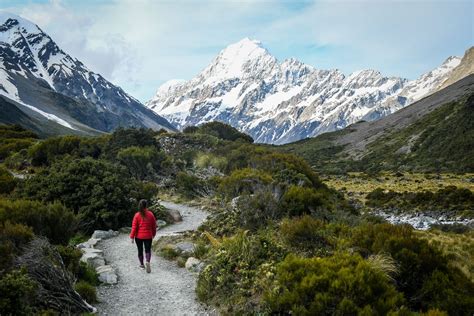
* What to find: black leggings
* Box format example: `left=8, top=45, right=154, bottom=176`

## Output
left=135, top=238, right=152, bottom=256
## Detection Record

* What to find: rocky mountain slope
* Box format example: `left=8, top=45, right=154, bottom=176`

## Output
left=279, top=74, right=474, bottom=173
left=0, top=12, right=175, bottom=136
left=147, top=38, right=471, bottom=144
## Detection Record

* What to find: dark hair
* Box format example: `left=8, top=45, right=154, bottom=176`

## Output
left=139, top=199, right=147, bottom=217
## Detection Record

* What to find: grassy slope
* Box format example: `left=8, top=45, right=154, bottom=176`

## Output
left=278, top=93, right=473, bottom=174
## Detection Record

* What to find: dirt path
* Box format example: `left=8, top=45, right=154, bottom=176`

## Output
left=96, top=202, right=212, bottom=315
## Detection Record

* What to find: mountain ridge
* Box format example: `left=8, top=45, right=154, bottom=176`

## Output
left=0, top=12, right=175, bottom=136
left=147, top=38, right=470, bottom=144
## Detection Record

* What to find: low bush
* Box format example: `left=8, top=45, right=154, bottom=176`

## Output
left=74, top=281, right=97, bottom=304
left=234, top=190, right=280, bottom=230
left=16, top=158, right=148, bottom=233
left=279, top=185, right=334, bottom=218
left=0, top=222, right=34, bottom=272
left=280, top=215, right=332, bottom=255
left=175, top=172, right=211, bottom=198
left=197, top=231, right=285, bottom=314
left=117, top=146, right=166, bottom=180
left=0, top=167, right=16, bottom=194
left=265, top=253, right=405, bottom=315
left=77, top=262, right=99, bottom=286
left=350, top=223, right=474, bottom=314
left=159, top=245, right=180, bottom=260
left=0, top=199, right=77, bottom=245
left=184, top=121, right=254, bottom=143
left=218, top=168, right=274, bottom=199
left=0, top=269, right=37, bottom=315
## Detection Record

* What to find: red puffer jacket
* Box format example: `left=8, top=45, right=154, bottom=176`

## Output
left=130, top=209, right=157, bottom=240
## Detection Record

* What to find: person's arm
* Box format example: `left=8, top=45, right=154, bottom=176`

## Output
left=150, top=211, right=157, bottom=237
left=130, top=213, right=138, bottom=241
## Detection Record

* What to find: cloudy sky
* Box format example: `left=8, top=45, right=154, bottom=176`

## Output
left=2, top=0, right=473, bottom=102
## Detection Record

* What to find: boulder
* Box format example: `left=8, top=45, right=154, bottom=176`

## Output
left=167, top=209, right=183, bottom=222
left=77, top=238, right=101, bottom=249
left=91, top=230, right=119, bottom=240
left=174, top=242, right=195, bottom=256
left=96, top=265, right=118, bottom=284
left=185, top=257, right=201, bottom=272
left=80, top=252, right=105, bottom=269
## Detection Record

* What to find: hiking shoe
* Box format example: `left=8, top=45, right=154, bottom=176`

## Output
left=139, top=265, right=145, bottom=270
left=146, top=262, right=151, bottom=273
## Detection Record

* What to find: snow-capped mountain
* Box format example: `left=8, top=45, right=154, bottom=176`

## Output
left=147, top=38, right=466, bottom=144
left=0, top=12, right=175, bottom=135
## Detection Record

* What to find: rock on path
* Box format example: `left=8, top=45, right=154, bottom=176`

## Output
left=96, top=202, right=212, bottom=315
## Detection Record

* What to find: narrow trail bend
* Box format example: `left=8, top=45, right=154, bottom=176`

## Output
left=96, top=202, right=212, bottom=315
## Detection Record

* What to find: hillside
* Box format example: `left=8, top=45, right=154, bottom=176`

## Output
left=0, top=12, right=175, bottom=136
left=279, top=74, right=474, bottom=173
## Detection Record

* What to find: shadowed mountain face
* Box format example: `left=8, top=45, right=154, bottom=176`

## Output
left=147, top=37, right=472, bottom=145
left=0, top=12, right=176, bottom=136
left=279, top=74, right=474, bottom=173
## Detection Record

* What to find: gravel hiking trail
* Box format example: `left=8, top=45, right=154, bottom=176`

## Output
left=96, top=201, right=213, bottom=315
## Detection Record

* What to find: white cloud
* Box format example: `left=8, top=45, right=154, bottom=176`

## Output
left=4, top=0, right=473, bottom=102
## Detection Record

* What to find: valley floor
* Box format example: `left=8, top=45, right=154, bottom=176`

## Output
left=96, top=202, right=213, bottom=316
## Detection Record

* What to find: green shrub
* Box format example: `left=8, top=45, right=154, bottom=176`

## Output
left=185, top=121, right=254, bottom=143
left=218, top=168, right=273, bottom=199
left=265, top=253, right=405, bottom=315
left=279, top=185, right=334, bottom=218
left=28, top=135, right=105, bottom=166
left=74, top=281, right=97, bottom=304
left=194, top=152, right=228, bottom=171
left=0, top=199, right=76, bottom=245
left=56, top=245, right=82, bottom=275
left=280, top=215, right=332, bottom=255
left=197, top=231, right=285, bottom=313
left=234, top=191, right=280, bottom=230
left=77, top=262, right=99, bottom=286
left=175, top=172, right=209, bottom=198
left=176, top=256, right=187, bottom=268
left=0, top=167, right=16, bottom=194
left=0, top=222, right=34, bottom=272
left=103, top=127, right=159, bottom=159
left=0, top=269, right=37, bottom=315
left=351, top=223, right=474, bottom=313
left=0, top=139, right=36, bottom=160
left=117, top=146, right=166, bottom=180
left=16, top=158, right=144, bottom=233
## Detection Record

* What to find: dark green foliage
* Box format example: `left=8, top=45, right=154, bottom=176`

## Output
left=280, top=185, right=334, bottom=218
left=74, top=281, right=97, bottom=304
left=218, top=168, right=273, bottom=199
left=77, top=262, right=99, bottom=286
left=56, top=245, right=82, bottom=276
left=0, top=269, right=37, bottom=316
left=265, top=253, right=405, bottom=315
left=184, top=121, right=254, bottom=143
left=351, top=223, right=474, bottom=314
left=0, top=167, right=16, bottom=194
left=175, top=171, right=209, bottom=198
left=0, top=199, right=76, bottom=245
left=103, top=127, right=159, bottom=158
left=366, top=186, right=474, bottom=211
left=280, top=216, right=332, bottom=255
left=117, top=146, right=166, bottom=180
left=29, top=135, right=105, bottom=166
left=233, top=191, right=280, bottom=231
left=16, top=158, right=145, bottom=233
left=0, top=124, right=37, bottom=161
left=0, top=222, right=34, bottom=272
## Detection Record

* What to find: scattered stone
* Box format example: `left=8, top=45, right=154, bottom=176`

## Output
left=92, top=230, right=119, bottom=240
left=81, top=251, right=105, bottom=268
left=77, top=238, right=101, bottom=249
left=167, top=209, right=183, bottom=222
left=174, top=242, right=195, bottom=256
left=185, top=257, right=202, bottom=273
left=96, top=265, right=118, bottom=284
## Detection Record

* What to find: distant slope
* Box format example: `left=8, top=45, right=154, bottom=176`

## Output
left=279, top=74, right=474, bottom=173
left=0, top=12, right=175, bottom=136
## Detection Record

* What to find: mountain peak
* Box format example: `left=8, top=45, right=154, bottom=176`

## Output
left=0, top=11, right=41, bottom=35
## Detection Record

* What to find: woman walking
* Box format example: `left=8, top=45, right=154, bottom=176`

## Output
left=130, top=199, right=157, bottom=273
